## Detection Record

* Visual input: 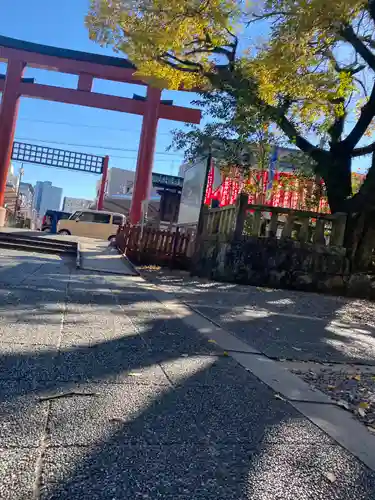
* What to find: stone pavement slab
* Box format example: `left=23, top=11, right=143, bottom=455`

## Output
left=0, top=448, right=40, bottom=500
left=0, top=380, right=49, bottom=447
left=79, top=239, right=137, bottom=276
left=39, top=442, right=375, bottom=500
left=0, top=342, right=57, bottom=381
left=2, top=252, right=375, bottom=499
left=141, top=269, right=375, bottom=364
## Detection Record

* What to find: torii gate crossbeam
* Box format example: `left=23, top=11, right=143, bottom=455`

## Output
left=0, top=36, right=201, bottom=226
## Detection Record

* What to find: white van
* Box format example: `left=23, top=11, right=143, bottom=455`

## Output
left=57, top=209, right=125, bottom=242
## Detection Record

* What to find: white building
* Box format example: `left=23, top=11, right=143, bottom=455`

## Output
left=97, top=167, right=160, bottom=201
left=62, top=197, right=92, bottom=213
left=33, top=181, right=62, bottom=216
left=6, top=163, right=18, bottom=189
left=19, top=182, right=35, bottom=219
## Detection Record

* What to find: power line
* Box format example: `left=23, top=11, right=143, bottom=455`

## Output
left=18, top=117, right=173, bottom=136
left=14, top=136, right=183, bottom=157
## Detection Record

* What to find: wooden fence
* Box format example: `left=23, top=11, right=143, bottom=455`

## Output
left=202, top=194, right=347, bottom=247
left=116, top=223, right=194, bottom=268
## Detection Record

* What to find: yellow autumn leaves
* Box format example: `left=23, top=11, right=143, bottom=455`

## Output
left=86, top=0, right=241, bottom=89
left=86, top=0, right=370, bottom=131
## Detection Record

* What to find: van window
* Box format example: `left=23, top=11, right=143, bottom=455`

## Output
left=112, top=215, right=124, bottom=225
left=70, top=211, right=82, bottom=220
left=78, top=211, right=95, bottom=222
left=93, top=213, right=111, bottom=224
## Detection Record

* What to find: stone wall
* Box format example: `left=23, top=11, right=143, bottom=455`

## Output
left=191, top=236, right=374, bottom=297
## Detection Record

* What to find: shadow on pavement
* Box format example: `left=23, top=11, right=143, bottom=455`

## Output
left=1, top=255, right=375, bottom=498
left=141, top=269, right=375, bottom=365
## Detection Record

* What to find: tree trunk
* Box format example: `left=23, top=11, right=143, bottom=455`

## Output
left=320, top=150, right=352, bottom=213
left=315, top=149, right=375, bottom=271
left=345, top=211, right=375, bottom=272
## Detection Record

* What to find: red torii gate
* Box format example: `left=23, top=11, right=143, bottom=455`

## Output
left=0, top=36, right=201, bottom=226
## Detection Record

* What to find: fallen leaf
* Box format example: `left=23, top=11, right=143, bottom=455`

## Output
left=357, top=407, right=366, bottom=418
left=353, top=374, right=361, bottom=381
left=274, top=393, right=286, bottom=401
left=359, top=402, right=370, bottom=409
left=292, top=347, right=302, bottom=352
left=324, top=472, right=336, bottom=483
left=336, top=399, right=350, bottom=410
left=223, top=351, right=229, bottom=357
left=208, top=339, right=217, bottom=344
left=327, top=385, right=336, bottom=390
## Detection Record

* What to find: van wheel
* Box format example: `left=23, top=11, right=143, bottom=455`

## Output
left=58, top=230, right=71, bottom=236
left=108, top=235, right=117, bottom=245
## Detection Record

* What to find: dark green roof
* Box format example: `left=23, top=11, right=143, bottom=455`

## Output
left=0, top=35, right=135, bottom=69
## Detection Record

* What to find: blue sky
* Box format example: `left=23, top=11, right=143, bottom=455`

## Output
left=0, top=0, right=200, bottom=200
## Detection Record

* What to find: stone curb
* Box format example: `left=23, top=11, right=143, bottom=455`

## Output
left=76, top=241, right=81, bottom=269
left=141, top=277, right=375, bottom=472
left=116, top=246, right=140, bottom=276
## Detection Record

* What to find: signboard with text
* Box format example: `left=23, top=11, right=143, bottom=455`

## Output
left=177, top=158, right=208, bottom=225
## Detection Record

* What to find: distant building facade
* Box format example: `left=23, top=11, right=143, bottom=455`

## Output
left=33, top=181, right=62, bottom=215
left=62, top=197, right=92, bottom=213
left=19, top=182, right=34, bottom=218
left=106, top=167, right=135, bottom=197
left=100, top=167, right=160, bottom=199
left=4, top=163, right=19, bottom=212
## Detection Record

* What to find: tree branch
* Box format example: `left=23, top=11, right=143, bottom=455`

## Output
left=328, top=113, right=346, bottom=144
left=158, top=54, right=203, bottom=73
left=354, top=76, right=369, bottom=97
left=340, top=24, right=375, bottom=72
left=268, top=105, right=326, bottom=162
left=368, top=0, right=375, bottom=23
left=352, top=141, right=375, bottom=157
left=160, top=52, right=203, bottom=70
left=211, top=66, right=327, bottom=164
left=247, top=11, right=287, bottom=25
left=324, top=48, right=365, bottom=74
left=359, top=35, right=375, bottom=50
left=341, top=81, right=375, bottom=150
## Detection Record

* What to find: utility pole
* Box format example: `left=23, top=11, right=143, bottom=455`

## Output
left=14, top=164, right=24, bottom=216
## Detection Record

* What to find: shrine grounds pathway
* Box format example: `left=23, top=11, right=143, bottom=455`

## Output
left=2, top=248, right=375, bottom=499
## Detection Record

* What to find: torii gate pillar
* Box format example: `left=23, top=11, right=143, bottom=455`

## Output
left=129, top=87, right=161, bottom=225
left=0, top=60, right=24, bottom=226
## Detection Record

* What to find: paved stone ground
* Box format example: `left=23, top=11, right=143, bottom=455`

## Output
left=2, top=252, right=375, bottom=499
left=141, top=269, right=375, bottom=365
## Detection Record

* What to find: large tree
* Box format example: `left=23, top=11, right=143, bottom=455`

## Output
left=86, top=0, right=375, bottom=266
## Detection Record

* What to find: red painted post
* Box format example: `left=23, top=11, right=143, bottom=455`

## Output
left=77, top=73, right=94, bottom=92
left=129, top=87, right=162, bottom=224
left=97, top=155, right=109, bottom=210
left=0, top=59, right=25, bottom=225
